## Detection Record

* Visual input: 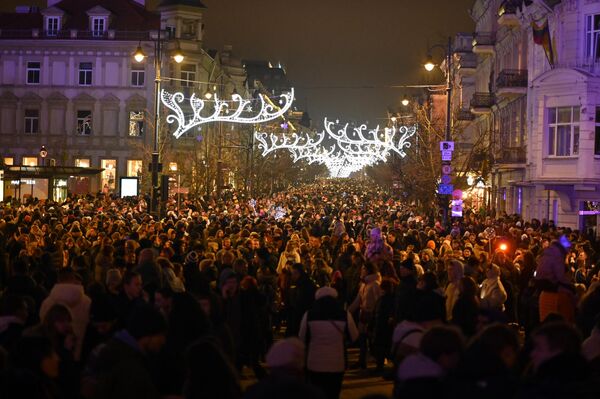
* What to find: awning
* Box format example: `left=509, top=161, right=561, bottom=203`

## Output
left=2, top=166, right=103, bottom=179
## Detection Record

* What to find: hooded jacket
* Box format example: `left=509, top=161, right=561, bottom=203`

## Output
left=40, top=283, right=91, bottom=360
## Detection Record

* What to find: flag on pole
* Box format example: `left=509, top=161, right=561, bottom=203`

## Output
left=532, top=19, right=555, bottom=67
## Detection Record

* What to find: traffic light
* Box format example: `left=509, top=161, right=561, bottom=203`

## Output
left=161, top=174, right=170, bottom=202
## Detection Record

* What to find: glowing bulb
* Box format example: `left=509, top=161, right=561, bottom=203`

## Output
left=401, top=96, right=410, bottom=107
left=424, top=55, right=435, bottom=72
left=499, top=243, right=508, bottom=252
left=133, top=45, right=146, bottom=62
left=172, top=46, right=184, bottom=64
left=204, top=91, right=212, bottom=99
left=391, top=116, right=397, bottom=122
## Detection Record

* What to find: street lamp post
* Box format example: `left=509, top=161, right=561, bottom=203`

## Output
left=39, top=145, right=48, bottom=166
left=133, top=33, right=184, bottom=216
left=425, top=36, right=453, bottom=229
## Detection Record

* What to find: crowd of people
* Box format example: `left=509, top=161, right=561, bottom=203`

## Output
left=0, top=180, right=599, bottom=399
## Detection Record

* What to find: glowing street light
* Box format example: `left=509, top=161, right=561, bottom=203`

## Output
left=424, top=55, right=435, bottom=72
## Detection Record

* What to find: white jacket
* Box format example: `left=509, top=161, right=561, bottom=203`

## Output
left=40, top=283, right=91, bottom=361
left=299, top=311, right=359, bottom=373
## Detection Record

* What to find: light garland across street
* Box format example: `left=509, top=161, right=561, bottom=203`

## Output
left=254, top=118, right=417, bottom=178
left=161, top=88, right=295, bottom=138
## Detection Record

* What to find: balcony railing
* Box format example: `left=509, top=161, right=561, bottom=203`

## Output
left=458, top=53, right=477, bottom=69
left=457, top=109, right=475, bottom=121
left=0, top=29, right=152, bottom=41
left=471, top=92, right=495, bottom=108
left=472, top=32, right=495, bottom=47
left=496, top=69, right=528, bottom=88
left=497, top=146, right=526, bottom=164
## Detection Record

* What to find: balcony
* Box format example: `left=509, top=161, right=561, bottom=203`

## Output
left=498, top=1, right=521, bottom=27
left=456, top=109, right=475, bottom=121
left=496, top=69, right=528, bottom=98
left=497, top=146, right=526, bottom=165
left=456, top=53, right=477, bottom=75
left=0, top=28, right=151, bottom=41
left=470, top=92, right=495, bottom=114
left=472, top=32, right=495, bottom=56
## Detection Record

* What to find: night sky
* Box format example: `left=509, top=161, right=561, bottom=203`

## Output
left=3, top=0, right=475, bottom=125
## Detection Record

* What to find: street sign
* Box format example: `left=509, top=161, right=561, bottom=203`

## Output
left=442, top=165, right=452, bottom=175
left=440, top=141, right=455, bottom=152
left=438, top=184, right=453, bottom=195
left=441, top=174, right=452, bottom=185
left=441, top=150, right=452, bottom=161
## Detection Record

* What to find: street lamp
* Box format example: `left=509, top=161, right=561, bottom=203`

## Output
left=169, top=162, right=180, bottom=212
left=424, top=37, right=454, bottom=228
left=39, top=145, right=48, bottom=166
left=134, top=32, right=184, bottom=216
left=401, top=96, right=410, bottom=107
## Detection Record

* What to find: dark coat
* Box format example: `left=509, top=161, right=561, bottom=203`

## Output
left=90, top=331, right=160, bottom=399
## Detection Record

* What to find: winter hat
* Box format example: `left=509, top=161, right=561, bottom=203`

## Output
left=185, top=251, right=199, bottom=265
left=427, top=240, right=436, bottom=250
left=218, top=268, right=237, bottom=289
left=126, top=304, right=167, bottom=339
left=315, top=286, right=338, bottom=300
left=266, top=337, right=305, bottom=371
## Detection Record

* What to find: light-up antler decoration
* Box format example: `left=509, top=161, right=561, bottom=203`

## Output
left=254, top=118, right=418, bottom=178
left=161, top=88, right=295, bottom=138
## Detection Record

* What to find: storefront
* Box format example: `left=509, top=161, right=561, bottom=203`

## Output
left=1, top=165, right=103, bottom=202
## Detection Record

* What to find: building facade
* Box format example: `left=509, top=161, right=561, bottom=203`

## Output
left=455, top=0, right=600, bottom=233
left=0, top=0, right=249, bottom=200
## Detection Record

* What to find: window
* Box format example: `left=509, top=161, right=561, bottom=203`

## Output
left=77, top=110, right=92, bottom=135
left=79, top=62, right=93, bottom=86
left=129, top=111, right=145, bottom=136
left=91, top=17, right=106, bottom=37
left=101, top=159, right=117, bottom=191
left=3, top=157, right=14, bottom=166
left=22, top=157, right=38, bottom=166
left=595, top=107, right=600, bottom=155
left=586, top=14, right=600, bottom=60
left=131, top=64, right=145, bottom=87
left=26, top=62, right=40, bottom=84
left=127, top=160, right=143, bottom=177
left=182, top=20, right=196, bottom=37
left=180, top=64, right=196, bottom=87
left=166, top=26, right=176, bottom=39
left=46, top=16, right=60, bottom=36
left=548, top=106, right=580, bottom=157
left=24, top=109, right=39, bottom=134
left=75, top=158, right=90, bottom=168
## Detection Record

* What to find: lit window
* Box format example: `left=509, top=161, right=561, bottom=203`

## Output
left=131, top=64, right=145, bottom=87
left=77, top=110, right=92, bottom=135
left=4, top=157, right=14, bottom=166
left=129, top=111, right=145, bottom=136
left=26, top=62, right=40, bottom=84
left=46, top=16, right=60, bottom=36
left=79, top=62, right=93, bottom=86
left=92, top=17, right=106, bottom=37
left=22, top=157, right=38, bottom=166
left=24, top=109, right=39, bottom=133
left=101, top=159, right=116, bottom=191
left=127, top=160, right=143, bottom=177
left=548, top=106, right=580, bottom=157
left=75, top=158, right=90, bottom=168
